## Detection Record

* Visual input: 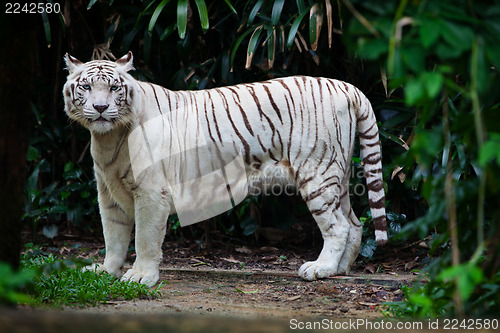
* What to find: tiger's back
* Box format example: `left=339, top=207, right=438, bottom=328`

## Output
left=63, top=52, right=386, bottom=286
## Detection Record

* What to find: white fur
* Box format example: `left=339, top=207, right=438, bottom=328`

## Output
left=63, top=54, right=386, bottom=287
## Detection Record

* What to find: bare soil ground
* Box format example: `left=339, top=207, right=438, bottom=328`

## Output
left=39, top=238, right=424, bottom=317
left=3, top=235, right=430, bottom=332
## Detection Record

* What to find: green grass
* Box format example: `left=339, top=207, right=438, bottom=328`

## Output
left=19, top=251, right=162, bottom=307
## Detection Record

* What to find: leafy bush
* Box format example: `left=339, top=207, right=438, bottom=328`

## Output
left=0, top=262, right=35, bottom=305
left=24, top=159, right=97, bottom=238
left=343, top=0, right=500, bottom=316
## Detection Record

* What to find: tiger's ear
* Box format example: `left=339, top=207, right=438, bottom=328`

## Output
left=116, top=51, right=134, bottom=72
left=64, top=53, right=83, bottom=74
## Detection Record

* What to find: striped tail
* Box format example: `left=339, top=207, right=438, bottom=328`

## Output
left=357, top=96, right=387, bottom=245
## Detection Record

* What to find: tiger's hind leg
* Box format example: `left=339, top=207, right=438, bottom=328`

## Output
left=297, top=171, right=350, bottom=281
left=336, top=167, right=362, bottom=274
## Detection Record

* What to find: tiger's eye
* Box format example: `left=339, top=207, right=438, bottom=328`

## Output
left=110, top=85, right=120, bottom=91
left=81, top=84, right=91, bottom=90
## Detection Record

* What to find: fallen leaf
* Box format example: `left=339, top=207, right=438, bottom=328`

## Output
left=221, top=257, right=240, bottom=264
left=418, top=241, right=429, bottom=249
left=235, top=246, right=252, bottom=254
left=235, top=285, right=259, bottom=294
left=190, top=258, right=211, bottom=266
left=192, top=262, right=211, bottom=267
left=358, top=301, right=378, bottom=307
left=364, top=263, right=376, bottom=274
left=257, top=246, right=279, bottom=253
left=404, top=261, right=418, bottom=271
left=391, top=166, right=404, bottom=180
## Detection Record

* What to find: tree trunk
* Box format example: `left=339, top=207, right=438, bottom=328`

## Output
left=0, top=11, right=37, bottom=268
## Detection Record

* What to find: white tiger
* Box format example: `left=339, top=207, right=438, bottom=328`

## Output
left=63, top=52, right=387, bottom=287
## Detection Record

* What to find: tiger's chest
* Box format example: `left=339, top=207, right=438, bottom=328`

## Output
left=91, top=132, right=139, bottom=217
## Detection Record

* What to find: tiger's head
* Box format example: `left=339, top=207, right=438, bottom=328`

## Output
left=63, top=52, right=139, bottom=134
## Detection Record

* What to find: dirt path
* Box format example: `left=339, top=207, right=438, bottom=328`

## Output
left=75, top=265, right=412, bottom=319
left=3, top=266, right=414, bottom=333
left=3, top=239, right=426, bottom=332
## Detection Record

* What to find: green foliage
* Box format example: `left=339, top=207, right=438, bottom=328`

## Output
left=386, top=247, right=480, bottom=317
left=344, top=0, right=500, bottom=316
left=384, top=260, right=499, bottom=318
left=24, top=101, right=98, bottom=239
left=21, top=248, right=161, bottom=307
left=0, top=262, right=35, bottom=305
left=24, top=159, right=97, bottom=238
left=22, top=0, right=500, bottom=317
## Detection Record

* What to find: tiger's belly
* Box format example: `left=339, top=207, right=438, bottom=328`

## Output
left=246, top=159, right=296, bottom=196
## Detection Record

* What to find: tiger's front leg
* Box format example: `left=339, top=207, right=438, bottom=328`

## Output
left=120, top=191, right=170, bottom=287
left=84, top=174, right=134, bottom=278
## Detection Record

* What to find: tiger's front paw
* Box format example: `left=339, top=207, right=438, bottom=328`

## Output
left=298, top=261, right=337, bottom=281
left=121, top=266, right=159, bottom=288
left=82, top=263, right=122, bottom=278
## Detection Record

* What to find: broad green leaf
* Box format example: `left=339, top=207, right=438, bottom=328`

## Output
left=224, top=0, right=237, bottom=15
left=246, top=25, right=264, bottom=69
left=392, top=47, right=405, bottom=79
left=309, top=2, right=323, bottom=51
left=27, top=146, right=39, bottom=162
left=474, top=38, right=489, bottom=94
left=296, top=0, right=306, bottom=14
left=148, top=0, right=171, bottom=34
left=419, top=17, right=440, bottom=48
left=160, top=24, right=177, bottom=41
left=177, top=0, right=189, bottom=39
left=358, top=38, right=387, bottom=60
left=479, top=134, right=500, bottom=166
left=64, top=161, right=73, bottom=172
left=137, top=0, right=159, bottom=24
left=248, top=0, right=264, bottom=26
left=271, top=0, right=285, bottom=26
left=87, top=0, right=98, bottom=10
left=194, top=0, right=209, bottom=33
left=230, top=27, right=255, bottom=68
left=439, top=19, right=474, bottom=52
left=486, top=43, right=500, bottom=70
left=359, top=238, right=377, bottom=258
left=403, top=45, right=425, bottom=73
left=61, top=191, right=71, bottom=200
left=435, top=42, right=463, bottom=59
left=457, top=266, right=483, bottom=301
left=267, top=27, right=276, bottom=68
left=438, top=264, right=484, bottom=302
left=287, top=5, right=312, bottom=50
left=421, top=72, right=443, bottom=99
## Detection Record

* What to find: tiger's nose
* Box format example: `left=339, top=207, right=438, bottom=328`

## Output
left=93, top=104, right=109, bottom=113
